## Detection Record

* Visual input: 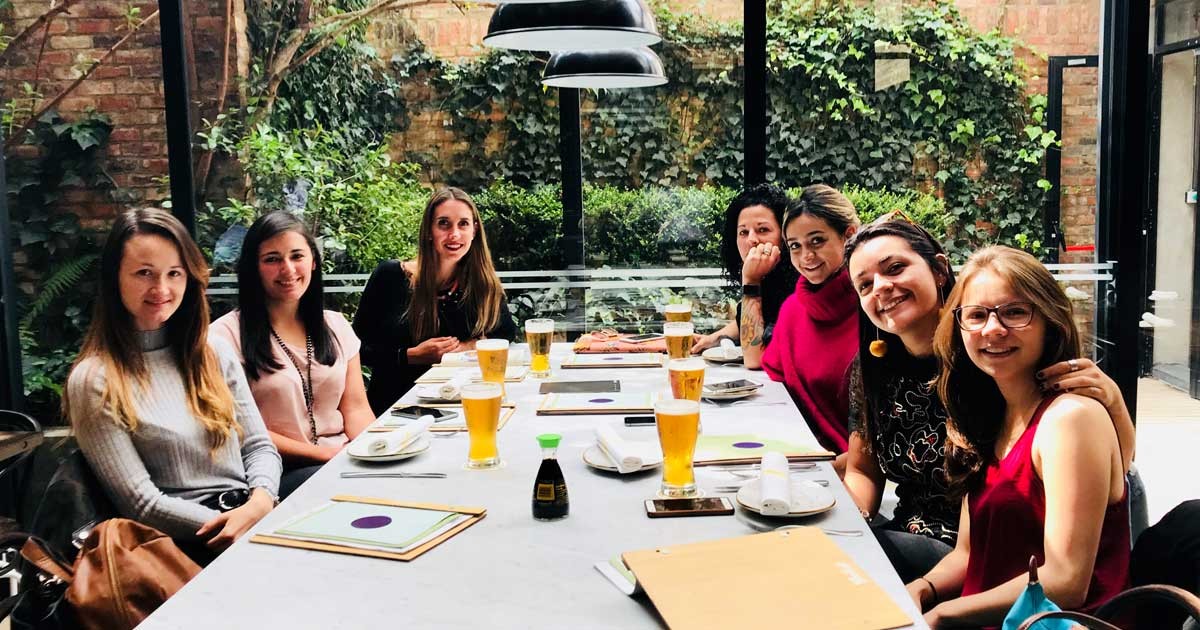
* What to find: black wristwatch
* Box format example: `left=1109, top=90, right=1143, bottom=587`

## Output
left=741, top=284, right=761, bottom=298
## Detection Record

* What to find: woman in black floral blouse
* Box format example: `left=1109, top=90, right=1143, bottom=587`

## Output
left=842, top=217, right=1137, bottom=584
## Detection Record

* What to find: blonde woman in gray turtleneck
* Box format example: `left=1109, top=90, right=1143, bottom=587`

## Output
left=64, top=209, right=281, bottom=560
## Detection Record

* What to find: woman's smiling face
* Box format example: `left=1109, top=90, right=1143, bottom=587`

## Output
left=849, top=235, right=945, bottom=340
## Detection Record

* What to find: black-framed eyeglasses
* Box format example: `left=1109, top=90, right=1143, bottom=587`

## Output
left=954, top=302, right=1036, bottom=331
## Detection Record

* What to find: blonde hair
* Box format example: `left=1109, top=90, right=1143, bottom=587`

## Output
left=933, top=245, right=1081, bottom=489
left=64, top=208, right=241, bottom=450
left=408, top=187, right=506, bottom=341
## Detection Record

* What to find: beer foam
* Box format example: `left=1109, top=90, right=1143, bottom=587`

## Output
left=664, top=303, right=691, bottom=313
left=525, top=319, right=554, bottom=334
left=460, top=381, right=503, bottom=399
left=654, top=398, right=700, bottom=415
left=476, top=338, right=510, bottom=351
left=668, top=358, right=705, bottom=372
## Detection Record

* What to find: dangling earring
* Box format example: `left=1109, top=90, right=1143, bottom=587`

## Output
left=869, top=327, right=888, bottom=358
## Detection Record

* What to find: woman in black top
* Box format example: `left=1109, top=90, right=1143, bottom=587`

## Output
left=692, top=183, right=799, bottom=368
left=354, top=187, right=517, bottom=414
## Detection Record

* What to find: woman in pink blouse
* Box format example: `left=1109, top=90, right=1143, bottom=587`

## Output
left=211, top=212, right=375, bottom=498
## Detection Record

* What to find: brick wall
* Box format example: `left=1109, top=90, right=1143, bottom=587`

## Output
left=1, top=0, right=226, bottom=227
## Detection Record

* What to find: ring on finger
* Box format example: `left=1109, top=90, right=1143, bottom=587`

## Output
left=1068, top=358, right=1079, bottom=372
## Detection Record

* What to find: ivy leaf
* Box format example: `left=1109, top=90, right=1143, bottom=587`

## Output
left=1037, top=178, right=1053, bottom=192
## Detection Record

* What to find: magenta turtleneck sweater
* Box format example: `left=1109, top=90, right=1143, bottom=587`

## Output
left=762, top=266, right=859, bottom=453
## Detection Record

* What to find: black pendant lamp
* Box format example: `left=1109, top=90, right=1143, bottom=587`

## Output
left=542, top=47, right=666, bottom=88
left=483, top=0, right=660, bottom=51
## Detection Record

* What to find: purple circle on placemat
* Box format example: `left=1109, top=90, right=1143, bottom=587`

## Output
left=351, top=515, right=392, bottom=529
left=732, top=441, right=764, bottom=449
left=588, top=398, right=614, bottom=404
left=603, top=356, right=624, bottom=361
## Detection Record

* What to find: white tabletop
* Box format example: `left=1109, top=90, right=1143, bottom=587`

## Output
left=142, top=343, right=926, bottom=629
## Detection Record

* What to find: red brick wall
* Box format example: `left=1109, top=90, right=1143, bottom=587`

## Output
left=2, top=0, right=226, bottom=226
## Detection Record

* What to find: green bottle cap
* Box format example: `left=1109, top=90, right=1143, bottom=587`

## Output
left=536, top=433, right=562, bottom=448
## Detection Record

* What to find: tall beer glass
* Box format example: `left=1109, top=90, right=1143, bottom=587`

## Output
left=654, top=398, right=700, bottom=497
left=525, top=319, right=554, bottom=378
left=668, top=358, right=705, bottom=402
left=663, top=322, right=693, bottom=360
left=461, top=382, right=503, bottom=469
left=476, top=339, right=509, bottom=393
left=664, top=303, right=692, bottom=323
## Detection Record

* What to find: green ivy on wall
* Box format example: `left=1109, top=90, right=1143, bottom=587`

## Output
left=395, top=0, right=1051, bottom=255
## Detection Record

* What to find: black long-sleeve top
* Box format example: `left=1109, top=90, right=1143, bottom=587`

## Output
left=353, top=260, right=518, bottom=415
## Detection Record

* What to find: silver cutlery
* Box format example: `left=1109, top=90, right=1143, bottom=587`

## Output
left=340, top=472, right=447, bottom=479
left=712, top=480, right=830, bottom=492
left=706, top=462, right=816, bottom=472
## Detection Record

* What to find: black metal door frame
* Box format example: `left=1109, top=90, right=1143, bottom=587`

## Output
left=1043, top=55, right=1099, bottom=264
left=0, top=127, right=24, bottom=411
left=1144, top=2, right=1200, bottom=396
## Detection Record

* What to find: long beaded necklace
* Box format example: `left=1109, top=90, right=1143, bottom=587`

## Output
left=271, top=328, right=318, bottom=445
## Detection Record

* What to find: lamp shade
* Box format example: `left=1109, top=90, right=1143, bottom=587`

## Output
left=542, top=47, right=666, bottom=88
left=484, top=0, right=660, bottom=51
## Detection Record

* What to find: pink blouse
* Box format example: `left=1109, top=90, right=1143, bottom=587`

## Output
left=211, top=310, right=362, bottom=448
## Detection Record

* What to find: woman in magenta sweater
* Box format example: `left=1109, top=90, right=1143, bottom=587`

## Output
left=762, top=185, right=860, bottom=464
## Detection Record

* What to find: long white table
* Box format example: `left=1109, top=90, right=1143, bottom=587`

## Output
left=142, top=344, right=926, bottom=629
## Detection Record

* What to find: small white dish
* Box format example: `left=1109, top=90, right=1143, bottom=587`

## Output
left=582, top=444, right=662, bottom=473
left=701, top=388, right=757, bottom=401
left=347, top=433, right=433, bottom=462
left=701, top=346, right=743, bottom=364
left=735, top=478, right=836, bottom=516
left=414, top=385, right=460, bottom=403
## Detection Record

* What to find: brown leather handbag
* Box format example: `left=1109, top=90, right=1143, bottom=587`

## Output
left=1017, top=584, right=1200, bottom=630
left=19, top=518, right=201, bottom=630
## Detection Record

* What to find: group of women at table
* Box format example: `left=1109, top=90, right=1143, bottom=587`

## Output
left=64, top=181, right=1133, bottom=627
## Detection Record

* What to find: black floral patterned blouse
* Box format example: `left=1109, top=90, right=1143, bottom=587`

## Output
left=850, top=350, right=959, bottom=546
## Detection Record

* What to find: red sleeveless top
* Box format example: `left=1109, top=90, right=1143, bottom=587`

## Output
left=962, top=393, right=1129, bottom=617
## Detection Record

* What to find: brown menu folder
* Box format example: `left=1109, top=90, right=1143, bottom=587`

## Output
left=251, top=496, right=485, bottom=562
left=622, top=528, right=913, bottom=630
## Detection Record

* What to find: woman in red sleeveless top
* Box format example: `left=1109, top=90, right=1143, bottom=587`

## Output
left=907, top=246, right=1129, bottom=629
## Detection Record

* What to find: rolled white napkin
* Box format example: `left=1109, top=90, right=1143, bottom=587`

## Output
left=367, top=416, right=434, bottom=455
left=720, top=337, right=739, bottom=360
left=595, top=425, right=651, bottom=474
left=438, top=370, right=473, bottom=400
left=758, top=451, right=793, bottom=516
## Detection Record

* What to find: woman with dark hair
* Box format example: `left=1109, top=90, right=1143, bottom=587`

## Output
left=354, top=187, right=518, bottom=415
left=761, top=184, right=860, bottom=459
left=211, top=211, right=374, bottom=498
left=843, top=218, right=1135, bottom=585
left=910, top=246, right=1128, bottom=627
left=65, top=208, right=280, bottom=561
left=692, top=183, right=799, bottom=369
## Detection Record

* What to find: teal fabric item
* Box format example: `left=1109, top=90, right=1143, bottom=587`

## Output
left=1002, top=582, right=1074, bottom=630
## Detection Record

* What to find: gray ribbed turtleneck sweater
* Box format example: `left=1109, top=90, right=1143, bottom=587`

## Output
left=69, top=328, right=282, bottom=540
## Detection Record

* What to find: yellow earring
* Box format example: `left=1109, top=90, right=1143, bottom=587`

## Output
left=869, top=329, right=888, bottom=358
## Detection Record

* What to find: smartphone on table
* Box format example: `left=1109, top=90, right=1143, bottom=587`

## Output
left=390, top=405, right=458, bottom=421
left=624, top=333, right=665, bottom=343
left=644, top=497, right=734, bottom=518
left=702, top=379, right=762, bottom=393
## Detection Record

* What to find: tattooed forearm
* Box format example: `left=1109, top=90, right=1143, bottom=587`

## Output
left=740, top=295, right=765, bottom=369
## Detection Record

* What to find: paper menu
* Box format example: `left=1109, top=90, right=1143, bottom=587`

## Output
left=621, top=528, right=912, bottom=630
left=536, top=392, right=658, bottom=415
left=693, top=434, right=835, bottom=464
left=273, top=501, right=463, bottom=551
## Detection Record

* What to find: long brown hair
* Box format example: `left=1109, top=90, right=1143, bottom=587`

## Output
left=64, top=208, right=241, bottom=450
left=407, top=187, right=505, bottom=341
left=933, top=246, right=1082, bottom=490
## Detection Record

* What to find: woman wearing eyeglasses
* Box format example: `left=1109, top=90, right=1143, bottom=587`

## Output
left=691, top=183, right=799, bottom=369
left=761, top=185, right=859, bottom=461
left=65, top=209, right=281, bottom=562
left=909, top=246, right=1129, bottom=628
left=211, top=212, right=375, bottom=498
left=354, top=187, right=517, bottom=415
left=842, top=220, right=1134, bottom=585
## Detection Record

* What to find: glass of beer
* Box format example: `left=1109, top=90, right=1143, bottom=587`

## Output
left=461, top=382, right=503, bottom=469
left=476, top=339, right=509, bottom=392
left=654, top=398, right=701, bottom=498
left=525, top=319, right=554, bottom=378
left=663, top=322, right=693, bottom=360
left=668, top=358, right=705, bottom=402
left=664, top=302, right=692, bottom=323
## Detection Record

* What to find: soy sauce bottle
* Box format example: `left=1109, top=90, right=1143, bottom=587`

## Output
left=532, top=434, right=569, bottom=520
